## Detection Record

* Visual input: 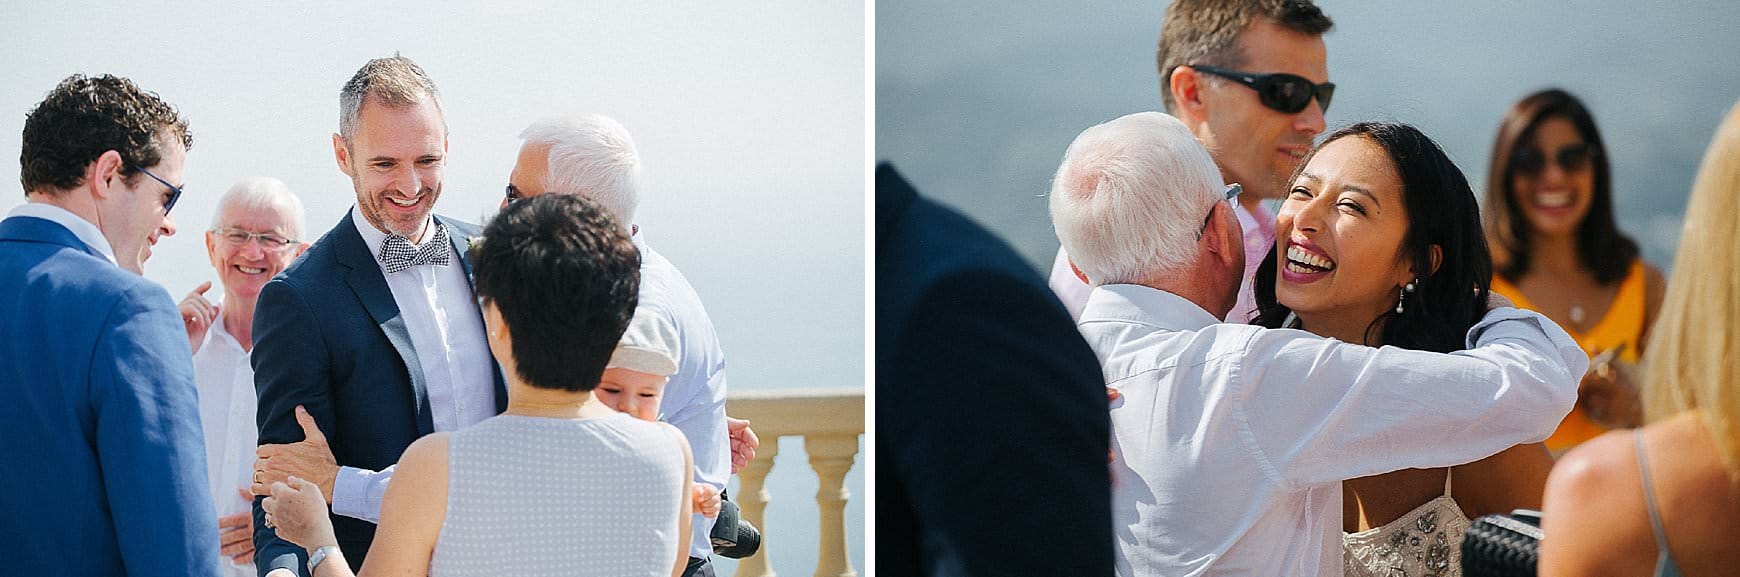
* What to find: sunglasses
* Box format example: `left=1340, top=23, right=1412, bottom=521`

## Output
left=1191, top=65, right=1334, bottom=114
left=1511, top=143, right=1597, bottom=176
left=128, top=164, right=184, bottom=215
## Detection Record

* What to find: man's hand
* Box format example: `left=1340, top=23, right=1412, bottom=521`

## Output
left=179, top=281, right=219, bottom=354
left=261, top=476, right=339, bottom=550
left=218, top=488, right=256, bottom=564
left=727, top=417, right=760, bottom=473
left=253, top=406, right=337, bottom=503
left=692, top=484, right=722, bottom=518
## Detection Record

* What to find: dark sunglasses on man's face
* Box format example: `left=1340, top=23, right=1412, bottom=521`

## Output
left=1511, top=143, right=1597, bottom=176
left=1190, top=65, right=1335, bottom=114
left=128, top=164, right=184, bottom=216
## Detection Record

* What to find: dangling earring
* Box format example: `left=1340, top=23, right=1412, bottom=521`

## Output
left=1395, top=278, right=1419, bottom=314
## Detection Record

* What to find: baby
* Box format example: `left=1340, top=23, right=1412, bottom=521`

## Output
left=593, top=308, right=723, bottom=518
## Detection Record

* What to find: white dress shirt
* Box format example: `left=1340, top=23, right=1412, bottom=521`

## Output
left=1051, top=204, right=1272, bottom=323
left=331, top=207, right=496, bottom=522
left=190, top=304, right=257, bottom=577
left=1081, top=284, right=1583, bottom=577
left=7, top=203, right=117, bottom=264
left=636, top=231, right=730, bottom=559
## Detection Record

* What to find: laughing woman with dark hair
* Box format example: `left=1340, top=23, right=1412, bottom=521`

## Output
left=1252, top=122, right=1559, bottom=577
left=262, top=194, right=692, bottom=577
left=1485, top=89, right=1666, bottom=453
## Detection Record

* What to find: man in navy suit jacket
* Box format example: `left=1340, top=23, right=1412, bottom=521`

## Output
left=875, top=164, right=1114, bottom=576
left=0, top=74, right=219, bottom=576
left=247, top=56, right=506, bottom=577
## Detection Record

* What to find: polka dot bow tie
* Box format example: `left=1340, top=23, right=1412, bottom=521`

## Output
left=378, top=223, right=452, bottom=274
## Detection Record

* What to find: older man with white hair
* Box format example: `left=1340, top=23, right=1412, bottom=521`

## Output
left=506, top=114, right=745, bottom=577
left=177, top=176, right=309, bottom=577
left=1051, top=111, right=1584, bottom=576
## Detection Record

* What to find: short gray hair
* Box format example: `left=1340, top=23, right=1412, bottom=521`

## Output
left=518, top=114, right=641, bottom=228
left=1049, top=112, right=1224, bottom=285
left=338, top=55, right=445, bottom=142
left=212, top=176, right=306, bottom=241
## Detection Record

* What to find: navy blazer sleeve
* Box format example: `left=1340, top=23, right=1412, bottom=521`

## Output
left=251, top=277, right=335, bottom=577
left=92, top=281, right=220, bottom=576
left=885, top=269, right=1114, bottom=576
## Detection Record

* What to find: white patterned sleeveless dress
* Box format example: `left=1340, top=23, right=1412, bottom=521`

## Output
left=430, top=413, right=689, bottom=577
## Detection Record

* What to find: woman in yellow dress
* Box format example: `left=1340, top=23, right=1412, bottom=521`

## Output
left=1483, top=89, right=1665, bottom=454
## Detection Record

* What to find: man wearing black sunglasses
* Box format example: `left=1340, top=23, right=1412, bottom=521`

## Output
left=1049, top=0, right=1335, bottom=325
left=1, top=74, right=219, bottom=576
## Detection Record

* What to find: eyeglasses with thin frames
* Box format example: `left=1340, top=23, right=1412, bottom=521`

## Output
left=211, top=227, right=298, bottom=252
left=1196, top=183, right=1244, bottom=241
left=128, top=165, right=184, bottom=216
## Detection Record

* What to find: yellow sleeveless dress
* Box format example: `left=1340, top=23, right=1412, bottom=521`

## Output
left=1490, top=259, right=1647, bottom=453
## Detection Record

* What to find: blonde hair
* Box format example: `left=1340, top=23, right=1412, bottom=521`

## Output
left=1644, top=100, right=1740, bottom=481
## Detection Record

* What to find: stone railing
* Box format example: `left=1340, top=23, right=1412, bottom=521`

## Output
left=728, top=387, right=865, bottom=577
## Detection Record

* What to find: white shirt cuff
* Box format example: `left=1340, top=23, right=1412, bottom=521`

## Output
left=331, top=465, right=389, bottom=523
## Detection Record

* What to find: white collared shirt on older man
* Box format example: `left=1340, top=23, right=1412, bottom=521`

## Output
left=331, top=206, right=497, bottom=522
left=1080, top=284, right=1583, bottom=577
left=190, top=302, right=258, bottom=577
left=634, top=230, right=730, bottom=560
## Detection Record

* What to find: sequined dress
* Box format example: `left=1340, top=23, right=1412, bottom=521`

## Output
left=1343, top=472, right=1471, bottom=577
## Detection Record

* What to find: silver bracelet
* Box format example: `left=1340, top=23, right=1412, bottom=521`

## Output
left=308, top=545, right=343, bottom=574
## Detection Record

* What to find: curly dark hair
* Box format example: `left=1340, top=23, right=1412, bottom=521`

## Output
left=19, top=74, right=192, bottom=196
left=1252, top=122, right=1492, bottom=353
left=472, top=194, right=641, bottom=392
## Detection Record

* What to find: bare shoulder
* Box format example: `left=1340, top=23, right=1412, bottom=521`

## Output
left=1539, top=430, right=1653, bottom=576
left=1545, top=431, right=1639, bottom=516
left=1640, top=413, right=1740, bottom=575
left=395, top=432, right=453, bottom=493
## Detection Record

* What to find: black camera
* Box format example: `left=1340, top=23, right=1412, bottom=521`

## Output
left=710, top=490, right=761, bottom=559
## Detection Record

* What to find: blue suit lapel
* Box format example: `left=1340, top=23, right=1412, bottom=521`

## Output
left=436, top=216, right=510, bottom=414
left=334, top=213, right=437, bottom=436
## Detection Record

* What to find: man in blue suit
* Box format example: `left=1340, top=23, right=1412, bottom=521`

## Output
left=245, top=55, right=507, bottom=577
left=875, top=164, right=1114, bottom=575
left=0, top=74, right=219, bottom=576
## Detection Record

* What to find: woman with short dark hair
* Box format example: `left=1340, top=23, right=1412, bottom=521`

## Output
left=263, top=194, right=692, bottom=577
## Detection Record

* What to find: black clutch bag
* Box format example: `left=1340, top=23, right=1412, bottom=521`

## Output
left=1460, top=509, right=1544, bottom=577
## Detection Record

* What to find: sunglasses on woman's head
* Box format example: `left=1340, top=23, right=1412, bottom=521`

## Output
left=1190, top=65, right=1335, bottom=114
left=1512, top=143, right=1596, bottom=176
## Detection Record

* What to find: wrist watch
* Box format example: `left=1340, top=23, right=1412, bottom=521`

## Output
left=308, top=545, right=343, bottom=574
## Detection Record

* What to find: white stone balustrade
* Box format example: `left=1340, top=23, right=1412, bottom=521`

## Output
left=727, top=387, right=864, bottom=577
